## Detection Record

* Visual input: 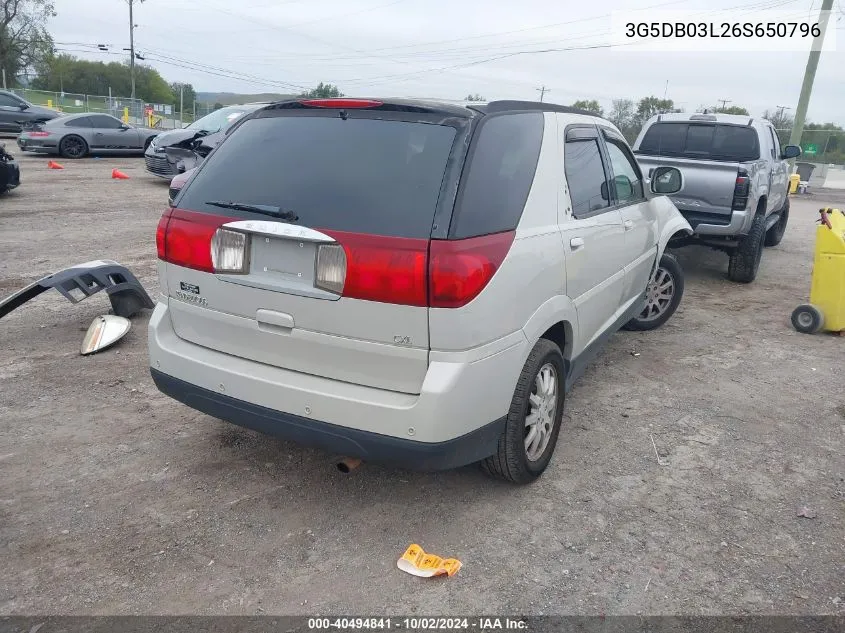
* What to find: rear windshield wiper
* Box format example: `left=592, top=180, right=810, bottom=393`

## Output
left=205, top=201, right=299, bottom=221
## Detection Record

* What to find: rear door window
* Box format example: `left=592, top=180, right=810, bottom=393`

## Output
left=66, top=117, right=92, bottom=127
left=638, top=122, right=759, bottom=161
left=177, top=115, right=458, bottom=239
left=565, top=138, right=612, bottom=219
left=450, top=112, right=543, bottom=238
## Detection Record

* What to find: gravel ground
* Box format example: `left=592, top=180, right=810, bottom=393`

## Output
left=1, top=147, right=843, bottom=616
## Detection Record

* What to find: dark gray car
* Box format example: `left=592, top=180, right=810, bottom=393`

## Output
left=17, top=112, right=159, bottom=158
left=0, top=90, right=61, bottom=133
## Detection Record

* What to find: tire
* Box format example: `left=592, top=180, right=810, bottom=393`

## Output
left=623, top=252, right=685, bottom=331
left=727, top=212, right=766, bottom=283
left=482, top=339, right=565, bottom=484
left=59, top=135, right=88, bottom=159
left=765, top=197, right=789, bottom=247
left=791, top=304, right=824, bottom=334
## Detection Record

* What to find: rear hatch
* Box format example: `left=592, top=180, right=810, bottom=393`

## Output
left=634, top=121, right=759, bottom=217
left=157, top=100, right=468, bottom=394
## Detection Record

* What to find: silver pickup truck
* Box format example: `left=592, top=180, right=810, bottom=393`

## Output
left=633, top=113, right=801, bottom=283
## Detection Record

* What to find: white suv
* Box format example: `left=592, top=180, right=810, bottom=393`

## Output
left=149, top=98, right=691, bottom=484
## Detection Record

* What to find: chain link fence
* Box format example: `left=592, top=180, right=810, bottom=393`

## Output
left=9, top=88, right=192, bottom=130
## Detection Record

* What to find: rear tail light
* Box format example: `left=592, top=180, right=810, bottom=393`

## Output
left=318, top=230, right=514, bottom=308
left=429, top=231, right=515, bottom=308
left=315, top=244, right=347, bottom=294
left=29, top=131, right=50, bottom=137
left=321, top=231, right=428, bottom=306
left=732, top=169, right=750, bottom=210
left=211, top=229, right=249, bottom=273
left=156, top=209, right=243, bottom=273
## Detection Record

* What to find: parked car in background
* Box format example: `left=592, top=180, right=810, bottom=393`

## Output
left=17, top=113, right=159, bottom=158
left=633, top=112, right=801, bottom=283
left=150, top=98, right=692, bottom=484
left=168, top=167, right=195, bottom=206
left=0, top=142, right=20, bottom=193
left=0, top=90, right=61, bottom=133
left=145, top=103, right=269, bottom=178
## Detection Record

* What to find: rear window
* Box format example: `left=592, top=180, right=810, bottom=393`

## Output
left=637, top=122, right=760, bottom=161
left=177, top=115, right=457, bottom=239
left=451, top=112, right=544, bottom=238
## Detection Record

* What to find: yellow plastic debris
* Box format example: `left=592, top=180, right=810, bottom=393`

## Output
left=397, top=544, right=462, bottom=578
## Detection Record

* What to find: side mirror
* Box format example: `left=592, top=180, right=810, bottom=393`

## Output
left=600, top=181, right=609, bottom=201
left=613, top=174, right=633, bottom=200
left=650, top=166, right=684, bottom=195
left=119, top=124, right=130, bottom=130
left=781, top=145, right=801, bottom=160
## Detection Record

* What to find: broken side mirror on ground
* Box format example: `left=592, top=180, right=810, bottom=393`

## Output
left=81, top=314, right=132, bottom=355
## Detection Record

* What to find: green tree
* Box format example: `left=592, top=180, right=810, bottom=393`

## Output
left=0, top=0, right=54, bottom=85
left=213, top=102, right=223, bottom=110
left=713, top=105, right=749, bottom=115
left=571, top=99, right=603, bottom=117
left=762, top=108, right=794, bottom=131
left=32, top=54, right=173, bottom=103
left=608, top=98, right=638, bottom=143
left=170, top=82, right=196, bottom=111
left=301, top=82, right=343, bottom=98
left=464, top=93, right=485, bottom=101
left=635, top=96, right=679, bottom=124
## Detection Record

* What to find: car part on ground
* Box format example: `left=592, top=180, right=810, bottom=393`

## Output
left=633, top=112, right=801, bottom=284
left=149, top=97, right=692, bottom=483
left=0, top=260, right=154, bottom=320
left=0, top=143, right=20, bottom=194
left=17, top=113, right=158, bottom=158
left=145, top=103, right=269, bottom=178
left=0, top=89, right=61, bottom=133
left=81, top=315, right=132, bottom=355
left=791, top=208, right=845, bottom=335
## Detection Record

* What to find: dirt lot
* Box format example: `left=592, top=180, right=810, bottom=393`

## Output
left=1, top=146, right=843, bottom=617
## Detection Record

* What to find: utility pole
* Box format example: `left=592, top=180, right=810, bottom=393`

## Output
left=788, top=0, right=834, bottom=151
left=536, top=86, right=550, bottom=102
left=179, top=83, right=184, bottom=128
left=717, top=98, right=731, bottom=110
left=127, top=0, right=144, bottom=105
left=1, top=69, right=6, bottom=90
left=776, top=105, right=791, bottom=121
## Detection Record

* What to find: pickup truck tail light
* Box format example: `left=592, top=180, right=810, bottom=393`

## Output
left=732, top=169, right=750, bottom=210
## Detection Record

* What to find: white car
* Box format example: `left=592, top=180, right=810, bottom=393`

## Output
left=150, top=98, right=692, bottom=484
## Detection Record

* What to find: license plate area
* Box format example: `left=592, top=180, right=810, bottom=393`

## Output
left=217, top=235, right=337, bottom=300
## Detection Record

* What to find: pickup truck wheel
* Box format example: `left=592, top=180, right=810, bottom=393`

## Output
left=623, top=252, right=684, bottom=331
left=727, top=214, right=766, bottom=283
left=482, top=339, right=565, bottom=485
left=764, top=198, right=789, bottom=246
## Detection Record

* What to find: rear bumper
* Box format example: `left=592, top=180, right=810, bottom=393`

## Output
left=148, top=302, right=526, bottom=469
left=151, top=368, right=505, bottom=470
left=681, top=208, right=752, bottom=237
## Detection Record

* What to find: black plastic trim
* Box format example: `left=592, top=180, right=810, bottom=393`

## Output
left=151, top=369, right=507, bottom=471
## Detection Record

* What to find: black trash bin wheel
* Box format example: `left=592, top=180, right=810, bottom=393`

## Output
left=791, top=304, right=824, bottom=334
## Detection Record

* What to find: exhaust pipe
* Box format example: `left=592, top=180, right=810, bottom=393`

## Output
left=336, top=457, right=362, bottom=473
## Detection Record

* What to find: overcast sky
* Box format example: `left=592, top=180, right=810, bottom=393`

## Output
left=50, top=0, right=845, bottom=125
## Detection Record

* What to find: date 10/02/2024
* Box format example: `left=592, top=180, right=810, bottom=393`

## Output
left=307, top=618, right=529, bottom=631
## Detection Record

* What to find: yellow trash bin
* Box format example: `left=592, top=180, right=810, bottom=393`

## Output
left=792, top=208, right=845, bottom=334
left=788, top=173, right=800, bottom=194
